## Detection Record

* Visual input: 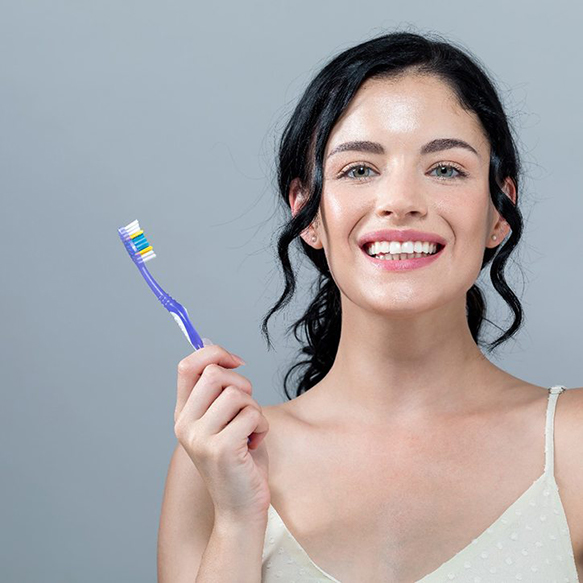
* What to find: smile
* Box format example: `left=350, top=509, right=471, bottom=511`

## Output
left=360, top=243, right=445, bottom=271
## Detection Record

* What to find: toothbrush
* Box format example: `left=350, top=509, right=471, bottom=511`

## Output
left=117, top=219, right=205, bottom=351
left=119, top=219, right=251, bottom=445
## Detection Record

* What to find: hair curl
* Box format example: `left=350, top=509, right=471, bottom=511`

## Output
left=261, top=28, right=525, bottom=401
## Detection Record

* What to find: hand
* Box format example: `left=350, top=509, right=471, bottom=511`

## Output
left=173, top=342, right=270, bottom=524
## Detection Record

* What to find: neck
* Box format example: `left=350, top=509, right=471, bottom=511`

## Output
left=309, top=297, right=507, bottom=428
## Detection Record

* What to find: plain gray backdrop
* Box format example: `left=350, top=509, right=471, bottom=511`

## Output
left=1, top=1, right=581, bottom=581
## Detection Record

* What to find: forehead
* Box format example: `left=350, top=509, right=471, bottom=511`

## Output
left=325, top=73, right=488, bottom=154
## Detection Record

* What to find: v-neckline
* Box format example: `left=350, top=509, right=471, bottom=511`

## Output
left=268, top=470, right=555, bottom=583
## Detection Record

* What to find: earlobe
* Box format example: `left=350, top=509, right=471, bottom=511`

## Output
left=288, top=177, right=321, bottom=247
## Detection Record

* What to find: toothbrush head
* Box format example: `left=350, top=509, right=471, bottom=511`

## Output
left=118, top=219, right=157, bottom=265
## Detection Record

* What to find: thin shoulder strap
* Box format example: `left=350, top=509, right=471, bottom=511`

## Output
left=544, top=385, right=567, bottom=476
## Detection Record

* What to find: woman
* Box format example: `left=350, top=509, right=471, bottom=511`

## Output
left=158, top=30, right=583, bottom=583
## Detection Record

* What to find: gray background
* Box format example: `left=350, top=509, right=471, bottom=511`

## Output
left=1, top=1, right=581, bottom=581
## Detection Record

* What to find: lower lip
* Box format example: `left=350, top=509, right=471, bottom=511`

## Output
left=360, top=245, right=445, bottom=271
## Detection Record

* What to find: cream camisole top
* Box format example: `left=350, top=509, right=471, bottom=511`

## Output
left=261, top=385, right=579, bottom=582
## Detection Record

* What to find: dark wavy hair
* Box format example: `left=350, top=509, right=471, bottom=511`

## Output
left=261, top=29, right=525, bottom=401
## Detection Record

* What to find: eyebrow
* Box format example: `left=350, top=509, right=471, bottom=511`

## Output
left=326, top=138, right=480, bottom=160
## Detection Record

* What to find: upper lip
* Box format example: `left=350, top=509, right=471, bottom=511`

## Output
left=357, top=229, right=447, bottom=249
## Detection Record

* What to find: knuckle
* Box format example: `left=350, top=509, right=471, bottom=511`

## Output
left=177, top=359, right=191, bottom=375
left=175, top=421, right=200, bottom=450
left=246, top=404, right=261, bottom=419
left=222, top=385, right=241, bottom=400
left=202, top=363, right=223, bottom=381
left=173, top=418, right=187, bottom=440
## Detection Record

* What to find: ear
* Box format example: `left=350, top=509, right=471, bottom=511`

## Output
left=501, top=176, right=517, bottom=206
left=288, top=177, right=307, bottom=218
left=288, top=177, right=321, bottom=247
left=488, top=177, right=516, bottom=247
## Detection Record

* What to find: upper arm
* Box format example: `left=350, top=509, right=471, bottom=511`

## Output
left=157, top=443, right=215, bottom=583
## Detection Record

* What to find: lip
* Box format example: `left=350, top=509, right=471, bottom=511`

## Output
left=357, top=229, right=448, bottom=249
left=360, top=243, right=445, bottom=271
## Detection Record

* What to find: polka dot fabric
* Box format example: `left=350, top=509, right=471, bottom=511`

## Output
left=261, top=386, right=579, bottom=582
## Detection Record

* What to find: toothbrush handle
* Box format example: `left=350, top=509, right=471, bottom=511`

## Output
left=138, top=263, right=204, bottom=350
left=167, top=300, right=204, bottom=350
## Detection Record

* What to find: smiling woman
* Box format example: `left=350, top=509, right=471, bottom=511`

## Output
left=156, top=27, right=583, bottom=583
left=262, top=31, right=522, bottom=397
left=254, top=29, right=583, bottom=583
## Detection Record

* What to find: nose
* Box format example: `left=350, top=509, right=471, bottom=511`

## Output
left=374, top=172, right=428, bottom=220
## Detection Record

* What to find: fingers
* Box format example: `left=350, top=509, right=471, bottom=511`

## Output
left=175, top=344, right=252, bottom=425
left=177, top=366, right=257, bottom=436
left=198, top=384, right=266, bottom=438
left=220, top=401, right=270, bottom=448
left=174, top=375, right=267, bottom=453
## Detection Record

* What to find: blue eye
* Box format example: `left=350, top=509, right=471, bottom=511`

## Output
left=430, top=163, right=467, bottom=180
left=339, top=162, right=468, bottom=182
left=341, top=164, right=375, bottom=181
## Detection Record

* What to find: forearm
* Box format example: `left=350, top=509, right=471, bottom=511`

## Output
left=195, top=516, right=267, bottom=583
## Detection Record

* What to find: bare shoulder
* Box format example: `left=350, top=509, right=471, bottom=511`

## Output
left=555, top=387, right=583, bottom=572
left=557, top=386, right=583, bottom=479
left=260, top=401, right=303, bottom=476
left=261, top=401, right=295, bottom=444
left=557, top=386, right=583, bottom=466
left=560, top=385, right=583, bottom=417
left=262, top=400, right=299, bottom=428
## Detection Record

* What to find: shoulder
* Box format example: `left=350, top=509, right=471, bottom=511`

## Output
left=262, top=402, right=288, bottom=429
left=262, top=400, right=301, bottom=430
left=557, top=386, right=583, bottom=475
left=260, top=401, right=307, bottom=478
left=260, top=403, right=289, bottom=444
left=557, top=386, right=583, bottom=452
left=555, top=387, right=583, bottom=571
left=261, top=402, right=296, bottom=447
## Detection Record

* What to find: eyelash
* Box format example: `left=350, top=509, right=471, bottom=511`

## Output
left=339, top=162, right=468, bottom=182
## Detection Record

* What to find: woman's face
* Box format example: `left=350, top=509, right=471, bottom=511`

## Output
left=291, top=73, right=514, bottom=317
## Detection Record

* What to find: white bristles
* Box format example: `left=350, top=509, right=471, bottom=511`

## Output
left=120, top=219, right=156, bottom=261
left=123, top=220, right=141, bottom=236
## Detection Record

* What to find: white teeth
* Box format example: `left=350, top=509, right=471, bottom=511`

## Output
left=373, top=252, right=431, bottom=261
left=366, top=240, right=439, bottom=257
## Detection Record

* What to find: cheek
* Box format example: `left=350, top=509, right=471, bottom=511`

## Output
left=321, top=195, right=362, bottom=243
left=443, top=228, right=489, bottom=294
left=437, top=195, right=489, bottom=242
left=324, top=190, right=359, bottom=216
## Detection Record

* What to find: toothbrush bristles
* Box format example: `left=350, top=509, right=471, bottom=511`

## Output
left=122, top=219, right=157, bottom=262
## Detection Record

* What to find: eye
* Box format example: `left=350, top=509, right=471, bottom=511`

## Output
left=339, top=163, right=376, bottom=181
left=338, top=162, right=468, bottom=182
left=429, top=163, right=468, bottom=180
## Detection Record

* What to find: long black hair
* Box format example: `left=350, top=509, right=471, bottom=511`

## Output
left=261, top=29, right=525, bottom=401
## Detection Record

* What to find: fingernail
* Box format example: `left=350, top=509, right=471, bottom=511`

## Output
left=231, top=353, right=246, bottom=365
left=202, top=337, right=214, bottom=347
